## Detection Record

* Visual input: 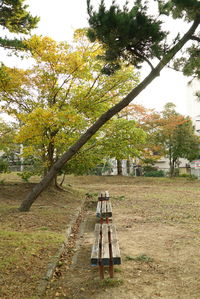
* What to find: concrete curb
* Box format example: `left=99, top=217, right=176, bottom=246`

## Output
left=36, top=198, right=86, bottom=298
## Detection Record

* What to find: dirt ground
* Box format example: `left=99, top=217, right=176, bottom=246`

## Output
left=44, top=176, right=200, bottom=299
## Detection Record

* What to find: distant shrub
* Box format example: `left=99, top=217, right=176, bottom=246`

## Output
left=0, top=159, right=8, bottom=173
left=179, top=173, right=190, bottom=177
left=144, top=170, right=165, bottom=177
left=143, top=165, right=157, bottom=172
left=179, top=173, right=198, bottom=180
left=17, top=171, right=33, bottom=182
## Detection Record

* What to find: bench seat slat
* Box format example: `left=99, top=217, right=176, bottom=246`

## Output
left=101, top=224, right=110, bottom=265
left=102, top=202, right=112, bottom=218
left=96, top=201, right=112, bottom=218
left=96, top=202, right=102, bottom=218
left=102, top=201, right=107, bottom=215
left=109, top=224, right=121, bottom=265
left=91, top=224, right=101, bottom=266
left=106, top=202, right=112, bottom=214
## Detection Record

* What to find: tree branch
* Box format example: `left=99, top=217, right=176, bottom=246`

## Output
left=128, top=46, right=155, bottom=70
left=191, top=35, right=200, bottom=42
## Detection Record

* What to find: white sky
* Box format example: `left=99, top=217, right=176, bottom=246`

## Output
left=1, top=0, right=198, bottom=116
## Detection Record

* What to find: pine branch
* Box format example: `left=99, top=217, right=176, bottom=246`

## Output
left=191, top=36, right=200, bottom=43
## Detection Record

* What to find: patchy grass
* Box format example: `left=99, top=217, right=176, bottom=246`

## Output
left=0, top=172, right=84, bottom=299
left=113, top=194, right=126, bottom=201
left=98, top=277, right=124, bottom=287
left=125, top=254, right=153, bottom=262
left=0, top=229, right=64, bottom=271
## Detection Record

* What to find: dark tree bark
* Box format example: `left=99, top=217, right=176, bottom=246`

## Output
left=117, top=160, right=123, bottom=175
left=19, top=17, right=200, bottom=211
left=127, top=159, right=130, bottom=175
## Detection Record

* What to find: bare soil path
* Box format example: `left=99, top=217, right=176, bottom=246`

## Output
left=44, top=176, right=200, bottom=299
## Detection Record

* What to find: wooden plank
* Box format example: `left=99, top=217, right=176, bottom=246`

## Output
left=109, top=224, right=121, bottom=265
left=96, top=201, right=102, bottom=217
left=102, top=201, right=107, bottom=216
left=91, top=224, right=101, bottom=266
left=106, top=202, right=112, bottom=216
left=101, top=224, right=110, bottom=265
left=102, top=202, right=112, bottom=218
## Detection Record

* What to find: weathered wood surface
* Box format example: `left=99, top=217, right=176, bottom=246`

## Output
left=91, top=224, right=101, bottom=265
left=96, top=201, right=112, bottom=218
left=91, top=224, right=121, bottom=266
left=101, top=223, right=110, bottom=264
left=109, top=224, right=121, bottom=265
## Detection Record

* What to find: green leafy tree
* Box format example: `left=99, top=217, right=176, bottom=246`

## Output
left=102, top=118, right=146, bottom=175
left=170, top=118, right=200, bottom=169
left=0, top=0, right=39, bottom=50
left=17, top=1, right=200, bottom=211
left=0, top=118, right=18, bottom=172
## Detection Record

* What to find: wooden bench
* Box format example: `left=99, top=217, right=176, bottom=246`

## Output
left=91, top=223, right=121, bottom=279
left=96, top=200, right=112, bottom=221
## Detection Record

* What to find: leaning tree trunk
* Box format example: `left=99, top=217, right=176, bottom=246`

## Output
left=19, top=17, right=200, bottom=211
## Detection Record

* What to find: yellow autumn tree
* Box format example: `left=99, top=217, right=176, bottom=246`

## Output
left=0, top=30, right=142, bottom=179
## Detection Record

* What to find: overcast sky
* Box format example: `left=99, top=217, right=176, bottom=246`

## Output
left=1, top=0, right=195, bottom=115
